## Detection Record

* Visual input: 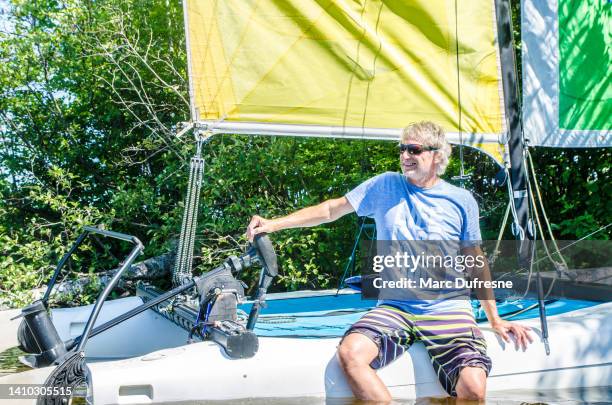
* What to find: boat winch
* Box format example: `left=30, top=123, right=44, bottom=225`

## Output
left=187, top=233, right=279, bottom=359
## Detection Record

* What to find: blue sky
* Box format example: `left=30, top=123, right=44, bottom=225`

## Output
left=0, top=0, right=12, bottom=34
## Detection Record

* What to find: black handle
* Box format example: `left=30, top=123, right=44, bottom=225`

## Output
left=246, top=234, right=278, bottom=330
left=252, top=234, right=278, bottom=277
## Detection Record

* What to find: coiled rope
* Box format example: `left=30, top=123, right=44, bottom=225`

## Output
left=37, top=351, right=87, bottom=405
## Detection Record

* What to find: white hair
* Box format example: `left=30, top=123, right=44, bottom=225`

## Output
left=400, top=121, right=452, bottom=175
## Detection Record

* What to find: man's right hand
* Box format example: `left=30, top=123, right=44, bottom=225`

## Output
left=247, top=215, right=274, bottom=242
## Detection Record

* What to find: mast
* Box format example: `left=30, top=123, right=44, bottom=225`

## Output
left=494, top=0, right=549, bottom=353
left=494, top=0, right=532, bottom=247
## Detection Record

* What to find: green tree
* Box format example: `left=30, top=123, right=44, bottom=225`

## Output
left=0, top=0, right=609, bottom=309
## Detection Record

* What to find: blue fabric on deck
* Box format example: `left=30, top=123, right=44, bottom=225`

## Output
left=240, top=294, right=601, bottom=338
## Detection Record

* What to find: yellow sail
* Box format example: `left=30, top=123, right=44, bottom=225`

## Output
left=185, top=0, right=507, bottom=163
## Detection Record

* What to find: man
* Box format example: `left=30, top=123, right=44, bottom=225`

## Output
left=247, top=121, right=532, bottom=401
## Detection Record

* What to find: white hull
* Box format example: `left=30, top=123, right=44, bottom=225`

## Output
left=2, top=298, right=611, bottom=404
left=86, top=302, right=612, bottom=403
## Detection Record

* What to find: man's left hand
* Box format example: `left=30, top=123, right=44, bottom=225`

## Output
left=490, top=319, right=533, bottom=350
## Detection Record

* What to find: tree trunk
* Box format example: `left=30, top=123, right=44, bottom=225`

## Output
left=35, top=251, right=176, bottom=303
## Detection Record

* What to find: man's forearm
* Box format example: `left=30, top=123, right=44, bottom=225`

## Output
left=267, top=197, right=354, bottom=232
left=479, top=298, right=502, bottom=325
left=268, top=203, right=334, bottom=231
left=463, top=246, right=502, bottom=325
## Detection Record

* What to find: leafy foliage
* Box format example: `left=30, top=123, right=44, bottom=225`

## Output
left=0, top=0, right=609, bottom=308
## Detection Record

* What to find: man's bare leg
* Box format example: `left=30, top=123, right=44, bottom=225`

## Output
left=337, top=333, right=392, bottom=402
left=455, top=366, right=486, bottom=402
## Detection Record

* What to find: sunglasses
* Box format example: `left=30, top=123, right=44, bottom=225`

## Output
left=398, top=143, right=439, bottom=155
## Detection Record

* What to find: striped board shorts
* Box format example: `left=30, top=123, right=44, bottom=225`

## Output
left=343, top=304, right=492, bottom=396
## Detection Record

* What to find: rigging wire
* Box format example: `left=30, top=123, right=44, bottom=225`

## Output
left=528, top=222, right=612, bottom=271
left=527, top=209, right=551, bottom=354
left=453, top=0, right=468, bottom=187
left=341, top=0, right=371, bottom=130
left=335, top=0, right=384, bottom=296
left=336, top=218, right=367, bottom=294
left=488, top=219, right=612, bottom=300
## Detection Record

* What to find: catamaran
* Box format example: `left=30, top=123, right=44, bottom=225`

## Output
left=2, top=0, right=610, bottom=403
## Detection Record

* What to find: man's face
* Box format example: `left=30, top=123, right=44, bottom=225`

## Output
left=399, top=138, right=439, bottom=183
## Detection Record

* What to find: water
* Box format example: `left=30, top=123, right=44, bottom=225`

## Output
left=0, top=346, right=29, bottom=377
left=124, top=387, right=612, bottom=404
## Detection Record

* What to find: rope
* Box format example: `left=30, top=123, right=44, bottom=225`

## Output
left=503, top=300, right=556, bottom=320
left=527, top=178, right=564, bottom=285
left=525, top=150, right=570, bottom=300
left=489, top=202, right=511, bottom=265
left=505, top=166, right=525, bottom=240
left=37, top=351, right=87, bottom=405
left=522, top=194, right=555, bottom=337
left=519, top=221, right=612, bottom=301
left=173, top=137, right=206, bottom=287
left=259, top=308, right=370, bottom=324
left=475, top=299, right=557, bottom=323
left=526, top=149, right=570, bottom=275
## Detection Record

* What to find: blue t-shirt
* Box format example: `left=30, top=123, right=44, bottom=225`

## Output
left=345, top=172, right=481, bottom=314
